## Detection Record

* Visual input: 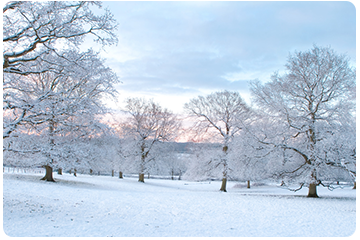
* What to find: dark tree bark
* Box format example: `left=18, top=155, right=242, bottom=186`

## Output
left=247, top=180, right=251, bottom=189
left=219, top=146, right=229, bottom=192
left=112, top=169, right=114, bottom=177
left=119, top=171, right=123, bottom=179
left=57, top=168, right=62, bottom=175
left=353, top=182, right=356, bottom=189
left=40, top=165, right=55, bottom=182
left=139, top=173, right=145, bottom=182
left=307, top=184, right=318, bottom=198
left=220, top=178, right=227, bottom=192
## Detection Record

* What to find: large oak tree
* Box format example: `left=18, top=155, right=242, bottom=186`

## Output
left=250, top=45, right=356, bottom=197
left=3, top=1, right=117, bottom=139
left=3, top=1, right=119, bottom=181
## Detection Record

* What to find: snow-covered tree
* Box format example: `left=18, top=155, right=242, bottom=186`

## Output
left=229, top=128, right=271, bottom=187
left=146, top=142, right=187, bottom=179
left=182, top=142, right=223, bottom=181
left=3, top=1, right=118, bottom=139
left=120, top=98, right=181, bottom=182
left=184, top=90, right=251, bottom=192
left=3, top=49, right=119, bottom=181
left=3, top=1, right=117, bottom=74
left=3, top=129, right=120, bottom=178
left=250, top=45, right=356, bottom=197
left=117, top=139, right=185, bottom=179
left=3, top=1, right=119, bottom=181
left=317, top=119, right=356, bottom=187
left=117, top=134, right=144, bottom=176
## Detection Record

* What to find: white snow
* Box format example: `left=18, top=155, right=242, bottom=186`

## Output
left=2, top=171, right=357, bottom=237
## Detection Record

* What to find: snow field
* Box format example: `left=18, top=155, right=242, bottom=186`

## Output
left=2, top=172, right=357, bottom=237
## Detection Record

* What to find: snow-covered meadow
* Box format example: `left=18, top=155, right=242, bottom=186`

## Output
left=2, top=171, right=356, bottom=237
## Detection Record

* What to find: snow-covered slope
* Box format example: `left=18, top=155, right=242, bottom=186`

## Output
left=2, top=172, right=356, bottom=237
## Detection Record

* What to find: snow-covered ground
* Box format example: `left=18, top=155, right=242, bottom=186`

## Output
left=2, top=172, right=357, bottom=237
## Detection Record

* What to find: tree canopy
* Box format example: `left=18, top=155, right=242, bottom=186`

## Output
left=250, top=45, right=356, bottom=197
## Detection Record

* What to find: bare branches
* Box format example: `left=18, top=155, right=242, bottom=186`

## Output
left=184, top=90, right=252, bottom=191
left=3, top=49, right=119, bottom=139
left=184, top=90, right=250, bottom=143
left=2, top=1, right=120, bottom=174
left=3, top=1, right=118, bottom=73
left=280, top=182, right=305, bottom=192
left=122, top=98, right=181, bottom=177
left=250, top=46, right=356, bottom=191
left=3, top=1, right=22, bottom=13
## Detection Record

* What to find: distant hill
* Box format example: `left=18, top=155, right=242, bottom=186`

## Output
left=167, top=142, right=222, bottom=153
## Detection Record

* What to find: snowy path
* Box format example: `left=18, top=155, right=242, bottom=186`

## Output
left=2, top=172, right=356, bottom=237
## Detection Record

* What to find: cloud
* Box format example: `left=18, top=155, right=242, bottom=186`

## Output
left=98, top=1, right=355, bottom=113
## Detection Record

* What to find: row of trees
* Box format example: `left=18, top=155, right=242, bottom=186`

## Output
left=2, top=1, right=184, bottom=183
left=4, top=81, right=355, bottom=197
left=181, top=46, right=356, bottom=197
left=3, top=2, right=355, bottom=197
left=114, top=45, right=356, bottom=197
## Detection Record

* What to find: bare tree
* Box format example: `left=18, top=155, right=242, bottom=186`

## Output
left=121, top=98, right=181, bottom=182
left=184, top=90, right=251, bottom=192
left=250, top=45, right=356, bottom=197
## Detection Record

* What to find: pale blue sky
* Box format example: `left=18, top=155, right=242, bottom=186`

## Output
left=95, top=1, right=356, bottom=113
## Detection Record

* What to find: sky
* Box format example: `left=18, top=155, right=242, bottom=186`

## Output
left=93, top=1, right=356, bottom=114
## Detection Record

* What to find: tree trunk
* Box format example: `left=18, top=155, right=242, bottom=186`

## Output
left=171, top=169, right=174, bottom=180
left=40, top=165, right=55, bottom=182
left=139, top=173, right=145, bottom=182
left=220, top=178, right=227, bottom=192
left=220, top=143, right=229, bottom=192
left=119, top=171, right=123, bottom=179
left=247, top=180, right=250, bottom=189
left=90, top=169, right=93, bottom=175
left=307, top=183, right=318, bottom=198
left=112, top=169, right=114, bottom=177
left=139, top=142, right=147, bottom=183
left=74, top=169, right=77, bottom=177
left=57, top=168, right=62, bottom=175
left=307, top=168, right=319, bottom=197
left=353, top=181, right=356, bottom=189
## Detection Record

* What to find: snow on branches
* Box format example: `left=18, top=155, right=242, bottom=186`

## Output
left=250, top=45, right=356, bottom=196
